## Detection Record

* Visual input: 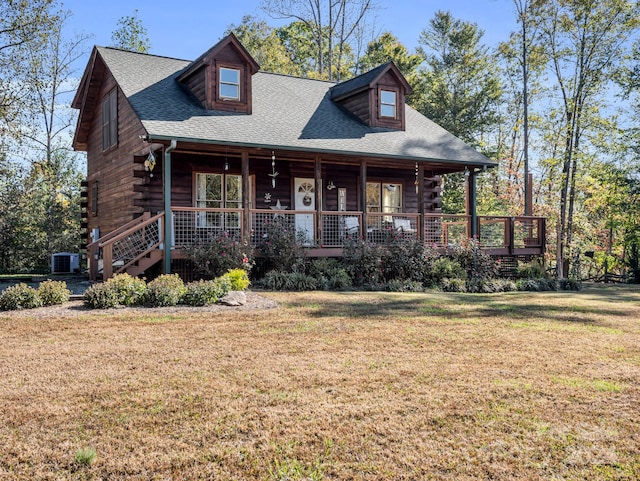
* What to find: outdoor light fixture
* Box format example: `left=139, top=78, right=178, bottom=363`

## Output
left=224, top=157, right=229, bottom=171
left=464, top=167, right=470, bottom=178
left=268, top=151, right=279, bottom=188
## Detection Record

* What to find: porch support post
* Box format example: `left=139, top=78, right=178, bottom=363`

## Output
left=360, top=160, right=367, bottom=235
left=314, top=156, right=323, bottom=245
left=163, top=140, right=177, bottom=274
left=242, top=151, right=250, bottom=242
left=469, top=169, right=478, bottom=238
left=417, top=163, right=425, bottom=241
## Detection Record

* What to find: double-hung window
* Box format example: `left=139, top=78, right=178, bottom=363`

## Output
left=102, top=89, right=118, bottom=150
left=195, top=173, right=242, bottom=229
left=366, top=182, right=402, bottom=228
left=380, top=89, right=397, bottom=118
left=219, top=67, right=240, bottom=100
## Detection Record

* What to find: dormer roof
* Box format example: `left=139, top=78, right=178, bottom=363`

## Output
left=330, top=61, right=412, bottom=101
left=176, top=33, right=259, bottom=83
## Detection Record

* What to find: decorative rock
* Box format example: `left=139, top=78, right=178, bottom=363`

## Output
left=219, top=291, right=247, bottom=306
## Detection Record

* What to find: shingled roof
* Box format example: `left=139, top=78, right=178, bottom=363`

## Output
left=87, top=46, right=494, bottom=167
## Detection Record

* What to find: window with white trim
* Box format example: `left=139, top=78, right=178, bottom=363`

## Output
left=380, top=90, right=396, bottom=118
left=195, top=173, right=242, bottom=228
left=219, top=67, right=240, bottom=100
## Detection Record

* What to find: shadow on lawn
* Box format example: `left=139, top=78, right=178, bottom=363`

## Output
left=282, top=287, right=638, bottom=326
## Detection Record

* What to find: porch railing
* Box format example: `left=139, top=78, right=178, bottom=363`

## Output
left=168, top=208, right=545, bottom=253
left=89, top=208, right=546, bottom=281
left=172, top=207, right=244, bottom=247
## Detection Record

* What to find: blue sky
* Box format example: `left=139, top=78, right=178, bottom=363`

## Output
left=60, top=0, right=518, bottom=63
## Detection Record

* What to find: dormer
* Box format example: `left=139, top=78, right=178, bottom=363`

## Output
left=330, top=62, right=412, bottom=130
left=177, top=33, right=260, bottom=114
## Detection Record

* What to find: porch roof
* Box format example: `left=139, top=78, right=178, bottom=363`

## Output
left=95, top=46, right=495, bottom=168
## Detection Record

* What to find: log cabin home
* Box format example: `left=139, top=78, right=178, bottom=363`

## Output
left=72, top=33, right=545, bottom=281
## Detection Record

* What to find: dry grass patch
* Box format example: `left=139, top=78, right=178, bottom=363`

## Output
left=1, top=285, right=639, bottom=480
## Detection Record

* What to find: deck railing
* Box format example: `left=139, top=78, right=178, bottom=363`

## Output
left=90, top=208, right=546, bottom=280
left=172, top=207, right=244, bottom=247
left=168, top=208, right=545, bottom=253
left=424, top=214, right=471, bottom=248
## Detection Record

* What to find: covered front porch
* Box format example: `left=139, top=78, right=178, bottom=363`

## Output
left=88, top=207, right=545, bottom=281
left=86, top=143, right=546, bottom=281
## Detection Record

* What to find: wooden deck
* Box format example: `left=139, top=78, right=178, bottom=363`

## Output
left=88, top=208, right=546, bottom=280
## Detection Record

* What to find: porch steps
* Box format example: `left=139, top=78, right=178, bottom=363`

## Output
left=121, top=249, right=163, bottom=278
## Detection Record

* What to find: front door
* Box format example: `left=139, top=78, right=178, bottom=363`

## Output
left=294, top=178, right=315, bottom=245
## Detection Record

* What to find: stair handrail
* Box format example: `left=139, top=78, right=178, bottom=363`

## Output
left=92, top=212, right=165, bottom=281
left=87, top=212, right=152, bottom=250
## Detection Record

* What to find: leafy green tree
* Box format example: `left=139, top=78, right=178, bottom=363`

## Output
left=357, top=32, right=422, bottom=85
left=415, top=11, right=502, bottom=214
left=0, top=0, right=57, bottom=127
left=260, top=0, right=378, bottom=80
left=4, top=7, right=86, bottom=270
left=110, top=9, right=151, bottom=53
left=495, top=1, right=548, bottom=217
left=227, top=15, right=298, bottom=75
left=535, top=0, right=640, bottom=278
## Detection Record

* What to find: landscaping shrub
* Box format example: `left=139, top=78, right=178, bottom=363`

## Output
left=37, top=280, right=71, bottom=306
left=318, top=267, right=353, bottom=290
left=260, top=270, right=318, bottom=291
left=440, top=278, right=468, bottom=293
left=427, top=257, right=467, bottom=286
left=145, top=274, right=185, bottom=307
left=107, top=273, right=147, bottom=306
left=182, top=277, right=232, bottom=306
left=185, top=233, right=253, bottom=279
left=447, top=239, right=499, bottom=280
left=83, top=283, right=120, bottom=309
left=558, top=277, right=582, bottom=291
left=380, top=238, right=435, bottom=284
left=516, top=260, right=547, bottom=279
left=256, top=217, right=307, bottom=273
left=221, top=268, right=250, bottom=291
left=0, top=283, right=42, bottom=310
left=386, top=279, right=424, bottom=292
left=342, top=238, right=385, bottom=286
left=516, top=278, right=559, bottom=291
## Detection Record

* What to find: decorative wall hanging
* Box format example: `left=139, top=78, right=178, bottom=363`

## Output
left=302, top=193, right=312, bottom=206
left=327, top=180, right=336, bottom=190
left=264, top=192, right=272, bottom=204
left=144, top=150, right=156, bottom=177
left=268, top=151, right=279, bottom=188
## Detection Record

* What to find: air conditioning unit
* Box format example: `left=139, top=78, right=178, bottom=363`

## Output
left=51, top=252, right=80, bottom=274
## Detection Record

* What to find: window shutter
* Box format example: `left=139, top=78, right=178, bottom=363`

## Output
left=102, top=97, right=110, bottom=151
left=109, top=90, right=118, bottom=147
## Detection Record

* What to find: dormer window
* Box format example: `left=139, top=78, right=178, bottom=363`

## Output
left=380, top=89, right=397, bottom=118
left=219, top=67, right=240, bottom=100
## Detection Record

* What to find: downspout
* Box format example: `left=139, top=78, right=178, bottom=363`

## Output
left=163, top=139, right=177, bottom=274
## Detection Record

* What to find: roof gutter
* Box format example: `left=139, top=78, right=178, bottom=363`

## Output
left=148, top=135, right=497, bottom=169
left=163, top=139, right=177, bottom=274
